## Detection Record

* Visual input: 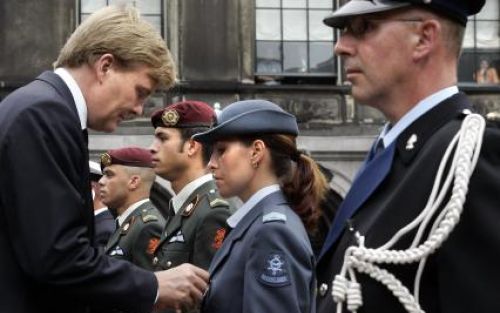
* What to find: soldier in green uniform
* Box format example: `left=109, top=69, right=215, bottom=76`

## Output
left=99, top=147, right=165, bottom=271
left=149, top=101, right=235, bottom=272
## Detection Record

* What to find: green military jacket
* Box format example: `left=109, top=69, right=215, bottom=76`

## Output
left=105, top=200, right=165, bottom=271
left=153, top=179, right=234, bottom=271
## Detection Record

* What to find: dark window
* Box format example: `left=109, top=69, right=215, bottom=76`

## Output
left=459, top=0, right=500, bottom=84
left=255, top=0, right=336, bottom=80
left=79, top=0, right=165, bottom=37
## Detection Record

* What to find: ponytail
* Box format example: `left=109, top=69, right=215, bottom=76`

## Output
left=263, top=135, right=328, bottom=232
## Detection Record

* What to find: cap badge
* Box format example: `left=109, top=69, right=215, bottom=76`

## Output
left=162, top=109, right=180, bottom=126
left=405, top=134, right=418, bottom=150
left=100, top=153, right=112, bottom=167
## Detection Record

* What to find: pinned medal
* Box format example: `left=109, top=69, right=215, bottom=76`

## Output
left=162, top=109, right=180, bottom=126
left=405, top=134, right=418, bottom=150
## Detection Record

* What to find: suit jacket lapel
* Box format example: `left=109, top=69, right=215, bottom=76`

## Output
left=320, top=143, right=396, bottom=257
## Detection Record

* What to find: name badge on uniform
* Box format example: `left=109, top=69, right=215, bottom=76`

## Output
left=258, top=252, right=291, bottom=287
left=169, top=230, right=185, bottom=243
left=109, top=246, right=124, bottom=256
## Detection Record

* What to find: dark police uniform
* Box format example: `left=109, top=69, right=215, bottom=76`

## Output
left=193, top=100, right=316, bottom=313
left=153, top=179, right=233, bottom=271
left=106, top=201, right=165, bottom=271
left=316, top=1, right=500, bottom=313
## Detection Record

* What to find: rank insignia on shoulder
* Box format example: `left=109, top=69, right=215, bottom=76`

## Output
left=258, top=252, right=291, bottom=287
left=263, top=211, right=287, bottom=223
left=182, top=195, right=199, bottom=217
left=142, top=214, right=158, bottom=223
left=211, top=228, right=227, bottom=250
left=146, top=237, right=160, bottom=255
left=210, top=198, right=229, bottom=208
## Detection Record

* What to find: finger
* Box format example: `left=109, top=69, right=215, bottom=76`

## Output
left=190, top=266, right=210, bottom=282
left=189, top=284, right=204, bottom=303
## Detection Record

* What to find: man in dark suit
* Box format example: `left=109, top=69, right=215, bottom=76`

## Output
left=149, top=101, right=235, bottom=272
left=317, top=1, right=500, bottom=313
left=89, top=160, right=116, bottom=248
left=0, top=5, right=207, bottom=313
left=100, top=147, right=165, bottom=271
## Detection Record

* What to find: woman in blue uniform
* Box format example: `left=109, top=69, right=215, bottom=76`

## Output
left=193, top=100, right=327, bottom=313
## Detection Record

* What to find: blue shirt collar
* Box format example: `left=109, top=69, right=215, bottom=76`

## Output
left=226, top=184, right=281, bottom=228
left=377, top=86, right=459, bottom=148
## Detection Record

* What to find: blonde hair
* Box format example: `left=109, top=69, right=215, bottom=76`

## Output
left=54, top=5, right=176, bottom=88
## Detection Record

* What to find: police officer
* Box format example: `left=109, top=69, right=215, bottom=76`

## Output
left=316, top=1, right=500, bottom=313
left=149, top=101, right=234, bottom=273
left=100, top=147, right=165, bottom=271
left=193, top=100, right=328, bottom=313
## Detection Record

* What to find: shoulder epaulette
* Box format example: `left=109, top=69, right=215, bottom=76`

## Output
left=207, top=188, right=229, bottom=208
left=262, top=205, right=287, bottom=223
left=140, top=207, right=159, bottom=223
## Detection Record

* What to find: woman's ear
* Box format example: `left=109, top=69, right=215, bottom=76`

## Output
left=250, top=139, right=266, bottom=168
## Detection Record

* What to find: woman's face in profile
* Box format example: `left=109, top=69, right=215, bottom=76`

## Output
left=208, top=140, right=255, bottom=200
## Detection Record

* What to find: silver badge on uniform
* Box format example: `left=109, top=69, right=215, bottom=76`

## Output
left=109, top=246, right=124, bottom=256
left=258, top=252, right=290, bottom=287
left=168, top=230, right=185, bottom=243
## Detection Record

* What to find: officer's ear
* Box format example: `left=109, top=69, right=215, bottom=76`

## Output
left=128, top=175, right=141, bottom=191
left=250, top=139, right=266, bottom=168
left=186, top=138, right=202, bottom=158
left=412, top=18, right=440, bottom=61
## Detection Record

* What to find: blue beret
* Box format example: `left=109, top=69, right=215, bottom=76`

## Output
left=323, top=0, right=485, bottom=27
left=192, top=100, right=298, bottom=144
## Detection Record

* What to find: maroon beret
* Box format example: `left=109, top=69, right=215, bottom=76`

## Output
left=151, top=100, right=216, bottom=129
left=100, top=147, right=153, bottom=171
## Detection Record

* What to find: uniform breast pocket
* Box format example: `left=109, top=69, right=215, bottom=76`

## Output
left=156, top=247, right=190, bottom=270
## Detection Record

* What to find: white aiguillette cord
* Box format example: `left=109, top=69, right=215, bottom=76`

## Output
left=331, top=113, right=486, bottom=313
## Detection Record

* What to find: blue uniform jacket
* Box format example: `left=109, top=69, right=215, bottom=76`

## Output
left=202, top=190, right=316, bottom=313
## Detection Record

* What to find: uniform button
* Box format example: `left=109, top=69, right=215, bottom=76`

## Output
left=319, top=283, right=328, bottom=297
left=153, top=257, right=159, bottom=265
left=166, top=261, right=172, bottom=268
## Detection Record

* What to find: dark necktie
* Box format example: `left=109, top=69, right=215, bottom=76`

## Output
left=82, top=128, right=89, bottom=145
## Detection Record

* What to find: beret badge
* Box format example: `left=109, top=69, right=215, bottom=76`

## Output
left=162, top=109, right=180, bottom=126
left=100, top=153, right=112, bottom=167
